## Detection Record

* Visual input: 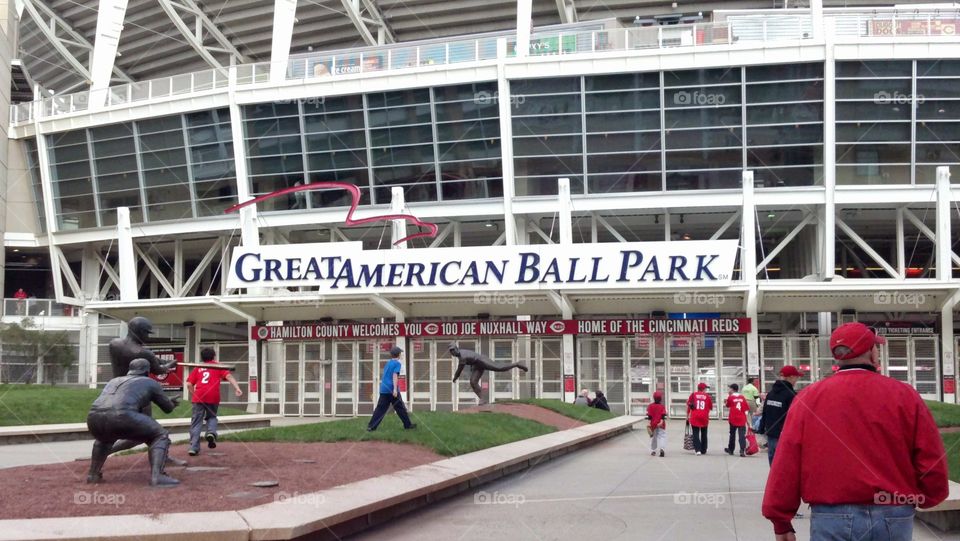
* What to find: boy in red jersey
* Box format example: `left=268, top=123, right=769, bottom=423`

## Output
left=186, top=348, right=242, bottom=456
left=724, top=383, right=749, bottom=457
left=686, top=382, right=712, bottom=455
left=646, top=391, right=667, bottom=457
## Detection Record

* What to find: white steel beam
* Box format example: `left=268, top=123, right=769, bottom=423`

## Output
left=117, top=207, right=138, bottom=301
left=340, top=0, right=395, bottom=46
left=516, top=0, right=532, bottom=57
left=528, top=220, right=555, bottom=244
left=822, top=18, right=837, bottom=279
left=710, top=211, right=740, bottom=241
left=555, top=0, right=577, bottom=24
left=593, top=214, right=627, bottom=243
left=89, top=0, right=128, bottom=94
left=936, top=166, right=953, bottom=281
left=742, top=171, right=760, bottom=377
left=54, top=247, right=82, bottom=298
left=270, top=0, right=297, bottom=83
left=133, top=244, right=176, bottom=298
left=896, top=207, right=905, bottom=278
left=902, top=208, right=960, bottom=268
left=158, top=0, right=245, bottom=71
left=756, top=212, right=816, bottom=275
left=428, top=223, right=453, bottom=248
left=558, top=178, right=572, bottom=245
left=835, top=216, right=898, bottom=279
left=368, top=294, right=404, bottom=320
left=181, top=238, right=222, bottom=296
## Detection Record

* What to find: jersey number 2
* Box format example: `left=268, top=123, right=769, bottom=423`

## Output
left=201, top=371, right=210, bottom=384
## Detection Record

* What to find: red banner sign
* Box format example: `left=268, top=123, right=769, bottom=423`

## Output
left=944, top=376, right=956, bottom=395
left=149, top=348, right=184, bottom=390
left=252, top=318, right=751, bottom=341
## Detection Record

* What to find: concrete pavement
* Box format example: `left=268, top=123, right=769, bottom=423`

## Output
left=353, top=424, right=950, bottom=541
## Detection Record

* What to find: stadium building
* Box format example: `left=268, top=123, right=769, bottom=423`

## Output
left=1, top=0, right=959, bottom=417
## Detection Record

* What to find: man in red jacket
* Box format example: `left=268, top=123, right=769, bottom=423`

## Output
left=686, top=382, right=713, bottom=455
left=762, top=322, right=948, bottom=540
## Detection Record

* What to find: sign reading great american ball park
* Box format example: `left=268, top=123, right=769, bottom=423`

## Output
left=226, top=240, right=739, bottom=293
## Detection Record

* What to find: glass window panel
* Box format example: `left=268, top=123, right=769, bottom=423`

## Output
left=747, top=145, right=822, bottom=167
left=302, top=95, right=364, bottom=114
left=665, top=148, right=742, bottom=170
left=835, top=101, right=911, bottom=121
left=513, top=115, right=581, bottom=136
left=584, top=90, right=659, bottom=112
left=186, top=110, right=215, bottom=127
left=587, top=173, right=661, bottom=193
left=917, top=60, right=960, bottom=77
left=138, top=115, right=182, bottom=134
left=436, top=119, right=500, bottom=142
left=511, top=77, right=580, bottom=95
left=747, top=124, right=823, bottom=145
left=373, top=183, right=436, bottom=204
left=835, top=79, right=911, bottom=99
left=365, top=88, right=431, bottom=108
left=373, top=162, right=436, bottom=183
left=664, top=86, right=741, bottom=108
left=96, top=155, right=140, bottom=175
left=304, top=130, right=367, bottom=152
left=836, top=144, right=911, bottom=164
left=53, top=161, right=91, bottom=181
left=433, top=82, right=498, bottom=103
left=367, top=105, right=432, bottom=128
left=917, top=165, right=960, bottom=184
left=305, top=170, right=372, bottom=206
left=918, top=100, right=960, bottom=120
left=514, top=135, right=582, bottom=156
left=514, top=156, right=583, bottom=176
left=836, top=164, right=910, bottom=185
left=139, top=130, right=184, bottom=151
left=441, top=178, right=503, bottom=200
left=55, top=178, right=93, bottom=197
left=754, top=166, right=823, bottom=187
left=585, top=73, right=659, bottom=91
left=99, top=189, right=141, bottom=210
left=915, top=79, right=960, bottom=98
left=917, top=122, right=960, bottom=142
left=372, top=144, right=435, bottom=167
left=746, top=62, right=824, bottom=82
left=146, top=201, right=193, bottom=221
left=836, top=61, right=911, bottom=78
left=587, top=152, right=661, bottom=174
left=664, top=107, right=741, bottom=129
left=307, top=151, right=368, bottom=171
left=515, top=176, right=583, bottom=196
left=664, top=67, right=741, bottom=87
left=512, top=94, right=581, bottom=116
left=244, top=102, right=299, bottom=119
left=92, top=138, right=135, bottom=159
left=142, top=166, right=190, bottom=187
left=587, top=111, right=661, bottom=132
left=747, top=103, right=823, bottom=124
left=141, top=148, right=188, bottom=169
left=250, top=175, right=302, bottom=210
left=245, top=117, right=301, bottom=137
left=192, top=160, right=235, bottom=181
left=247, top=135, right=302, bottom=156
left=97, top=172, right=141, bottom=192
left=666, top=169, right=741, bottom=190
left=746, top=81, right=823, bottom=103
left=586, top=132, right=661, bottom=153
left=916, top=144, right=960, bottom=163
left=369, top=125, right=433, bottom=146
left=58, top=212, right=98, bottom=229
left=437, top=139, right=501, bottom=161
left=434, top=100, right=499, bottom=121
left=190, top=142, right=234, bottom=164
left=57, top=194, right=97, bottom=213
left=194, top=178, right=237, bottom=202
left=666, top=127, right=742, bottom=149
left=50, top=143, right=89, bottom=164
left=439, top=158, right=502, bottom=180
left=146, top=184, right=191, bottom=203
left=836, top=123, right=910, bottom=143
left=188, top=124, right=232, bottom=145
left=249, top=155, right=304, bottom=175
left=100, top=207, right=144, bottom=227
left=303, top=111, right=365, bottom=133
left=90, top=124, right=133, bottom=141
left=48, top=131, right=87, bottom=146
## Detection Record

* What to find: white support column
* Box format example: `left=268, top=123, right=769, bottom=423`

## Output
left=80, top=246, right=100, bottom=386
left=174, top=238, right=184, bottom=296
left=89, top=0, right=128, bottom=108
left=936, top=166, right=952, bottom=281
left=497, top=38, right=518, bottom=246
left=158, top=0, right=244, bottom=70
left=742, top=171, right=760, bottom=377
left=822, top=18, right=837, bottom=280
left=557, top=178, right=572, bottom=245
left=942, top=288, right=960, bottom=404
left=896, top=207, right=906, bottom=278
left=116, top=206, right=138, bottom=301
left=810, top=0, right=823, bottom=41
left=388, top=187, right=410, bottom=401
left=390, top=187, right=407, bottom=249
left=516, top=0, right=532, bottom=58
left=269, top=0, right=297, bottom=83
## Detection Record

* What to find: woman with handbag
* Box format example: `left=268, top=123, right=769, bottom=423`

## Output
left=646, top=391, right=667, bottom=457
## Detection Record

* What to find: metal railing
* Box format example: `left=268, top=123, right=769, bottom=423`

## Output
left=9, top=15, right=819, bottom=126
left=2, top=298, right=79, bottom=318
left=830, top=13, right=960, bottom=38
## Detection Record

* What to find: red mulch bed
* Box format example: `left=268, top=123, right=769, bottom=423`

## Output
left=460, top=403, right=587, bottom=430
left=0, top=441, right=440, bottom=519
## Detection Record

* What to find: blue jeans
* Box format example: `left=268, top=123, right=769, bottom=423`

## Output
left=767, top=436, right=779, bottom=466
left=189, top=403, right=218, bottom=452
left=811, top=504, right=914, bottom=541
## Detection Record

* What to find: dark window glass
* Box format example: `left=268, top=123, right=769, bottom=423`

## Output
left=369, top=125, right=433, bottom=146
left=747, top=145, right=821, bottom=167
left=747, top=103, right=823, bottom=124
left=92, top=138, right=135, bottom=159
left=918, top=100, right=960, bottom=119
left=514, top=156, right=583, bottom=176
left=304, top=130, right=367, bottom=152
left=513, top=115, right=581, bottom=136
left=512, top=94, right=581, bottom=116
left=835, top=79, right=911, bottom=99
left=836, top=144, right=911, bottom=164
left=142, top=166, right=190, bottom=187
left=245, top=117, right=301, bottom=137
left=51, top=143, right=90, bottom=163
left=665, top=148, right=742, bottom=170
left=665, top=107, right=741, bottom=129
left=188, top=124, right=232, bottom=146
left=437, top=139, right=501, bottom=161
left=666, top=169, right=741, bottom=190
left=192, top=160, right=235, bottom=181
left=916, top=144, right=960, bottom=163
left=917, top=60, right=960, bottom=77
left=249, top=154, right=304, bottom=176
left=586, top=132, right=661, bottom=153
left=190, top=143, right=234, bottom=165
left=433, top=82, right=498, bottom=103
left=90, top=124, right=132, bottom=141
left=584, top=90, right=659, bottom=112
left=302, top=94, right=363, bottom=113
left=306, top=170, right=371, bottom=206
left=307, top=151, right=368, bottom=171
left=836, top=123, right=910, bottom=143
left=835, top=101, right=910, bottom=121
left=514, top=135, right=582, bottom=156
left=747, top=125, right=822, bottom=146
left=247, top=135, right=302, bottom=157
left=836, top=164, right=910, bottom=185
left=244, top=102, right=299, bottom=119
left=666, top=128, right=742, bottom=149
left=916, top=79, right=960, bottom=98
left=746, top=63, right=823, bottom=82
left=367, top=105, right=432, bottom=128
left=836, top=61, right=911, bottom=78
left=664, top=67, right=741, bottom=87
left=515, top=176, right=583, bottom=196
left=96, top=155, right=140, bottom=175
left=304, top=111, right=365, bottom=133
left=138, top=116, right=183, bottom=134
left=145, top=200, right=193, bottom=222
left=53, top=161, right=91, bottom=181
left=587, top=173, right=661, bottom=193
left=587, top=152, right=661, bottom=174
left=434, top=100, right=499, bottom=121
left=585, top=111, right=660, bottom=133
left=55, top=178, right=93, bottom=197
left=585, top=73, right=659, bottom=91
left=365, top=89, right=431, bottom=109
left=441, top=178, right=503, bottom=200
left=664, top=86, right=741, bottom=108
left=97, top=173, right=140, bottom=192
left=512, top=77, right=580, bottom=95
left=436, top=119, right=500, bottom=142
left=753, top=166, right=822, bottom=187
left=371, top=144, right=434, bottom=167
left=746, top=81, right=823, bottom=103
left=49, top=131, right=86, bottom=146
left=141, top=148, right=187, bottom=169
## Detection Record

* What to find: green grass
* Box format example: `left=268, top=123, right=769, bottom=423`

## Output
left=926, top=400, right=960, bottom=428
left=0, top=384, right=244, bottom=426
left=943, top=432, right=960, bottom=483
left=222, top=411, right=556, bottom=457
left=506, top=398, right=618, bottom=424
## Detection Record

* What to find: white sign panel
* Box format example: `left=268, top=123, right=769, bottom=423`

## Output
left=226, top=240, right=739, bottom=293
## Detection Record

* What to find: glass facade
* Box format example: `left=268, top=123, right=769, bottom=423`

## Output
left=25, top=139, right=46, bottom=233
left=44, top=109, right=237, bottom=229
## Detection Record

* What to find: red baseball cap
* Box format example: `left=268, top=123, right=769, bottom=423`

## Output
left=830, top=322, right=886, bottom=360
left=653, top=391, right=663, bottom=399
left=697, top=382, right=709, bottom=390
left=779, top=365, right=804, bottom=377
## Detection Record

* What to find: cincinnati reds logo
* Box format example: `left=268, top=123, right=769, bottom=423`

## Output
left=550, top=321, right=566, bottom=333
left=154, top=372, right=169, bottom=381
left=257, top=327, right=269, bottom=340
left=424, top=323, right=439, bottom=335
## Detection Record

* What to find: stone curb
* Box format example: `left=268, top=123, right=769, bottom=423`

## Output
left=0, top=416, right=640, bottom=541
left=0, top=415, right=279, bottom=445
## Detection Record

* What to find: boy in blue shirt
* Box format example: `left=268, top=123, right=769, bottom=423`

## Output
left=366, top=346, right=416, bottom=431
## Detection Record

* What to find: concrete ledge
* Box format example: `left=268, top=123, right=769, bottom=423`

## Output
left=0, top=415, right=278, bottom=445
left=916, top=480, right=960, bottom=532
left=0, top=415, right=639, bottom=541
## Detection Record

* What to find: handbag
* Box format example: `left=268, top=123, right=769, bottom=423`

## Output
left=746, top=428, right=760, bottom=455
left=683, top=421, right=695, bottom=451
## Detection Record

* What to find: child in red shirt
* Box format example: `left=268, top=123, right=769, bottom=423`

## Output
left=724, top=383, right=749, bottom=457
left=646, top=391, right=667, bottom=457
left=186, top=348, right=242, bottom=456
